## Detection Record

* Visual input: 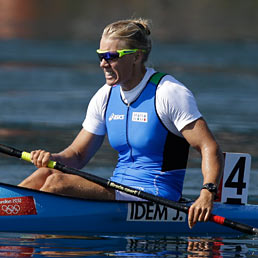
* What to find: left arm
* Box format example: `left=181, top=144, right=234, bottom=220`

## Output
left=181, top=117, right=224, bottom=229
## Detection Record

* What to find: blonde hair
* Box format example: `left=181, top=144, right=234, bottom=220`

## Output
left=102, top=18, right=152, bottom=62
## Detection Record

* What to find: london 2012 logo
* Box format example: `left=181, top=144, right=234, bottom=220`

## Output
left=1, top=204, right=20, bottom=215
left=0, top=196, right=37, bottom=216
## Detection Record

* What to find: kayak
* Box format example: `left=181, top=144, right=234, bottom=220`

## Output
left=0, top=144, right=256, bottom=235
left=0, top=182, right=258, bottom=236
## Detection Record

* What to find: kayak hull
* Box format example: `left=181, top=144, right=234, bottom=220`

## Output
left=0, top=182, right=257, bottom=236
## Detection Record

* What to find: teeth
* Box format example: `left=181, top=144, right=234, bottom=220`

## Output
left=105, top=71, right=115, bottom=77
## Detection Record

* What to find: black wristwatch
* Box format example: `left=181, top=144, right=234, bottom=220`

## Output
left=201, top=183, right=217, bottom=194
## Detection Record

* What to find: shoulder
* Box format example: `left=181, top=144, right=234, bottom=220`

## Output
left=157, top=75, right=197, bottom=106
left=91, top=84, right=111, bottom=101
left=158, top=75, right=191, bottom=94
left=155, top=73, right=202, bottom=132
left=83, top=84, right=111, bottom=136
left=89, top=84, right=112, bottom=109
left=86, top=84, right=112, bottom=123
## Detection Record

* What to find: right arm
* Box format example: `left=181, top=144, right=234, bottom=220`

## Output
left=52, top=129, right=105, bottom=169
left=31, top=84, right=110, bottom=169
left=31, top=129, right=105, bottom=169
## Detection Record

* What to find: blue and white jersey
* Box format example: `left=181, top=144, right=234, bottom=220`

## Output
left=83, top=68, right=202, bottom=201
left=106, top=73, right=189, bottom=201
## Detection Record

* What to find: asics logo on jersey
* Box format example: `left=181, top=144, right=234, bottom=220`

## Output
left=109, top=113, right=125, bottom=121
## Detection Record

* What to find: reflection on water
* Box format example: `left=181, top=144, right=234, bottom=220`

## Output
left=0, top=233, right=257, bottom=257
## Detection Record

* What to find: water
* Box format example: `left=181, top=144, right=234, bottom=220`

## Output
left=1, top=39, right=258, bottom=256
left=0, top=233, right=258, bottom=257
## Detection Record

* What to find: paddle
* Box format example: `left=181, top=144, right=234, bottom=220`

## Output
left=0, top=143, right=257, bottom=235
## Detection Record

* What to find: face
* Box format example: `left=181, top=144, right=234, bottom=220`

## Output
left=98, top=37, right=145, bottom=90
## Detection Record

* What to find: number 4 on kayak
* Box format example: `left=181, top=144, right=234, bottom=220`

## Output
left=0, top=144, right=257, bottom=235
left=216, top=153, right=251, bottom=205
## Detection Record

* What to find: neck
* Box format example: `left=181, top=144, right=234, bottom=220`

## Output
left=121, top=66, right=146, bottom=91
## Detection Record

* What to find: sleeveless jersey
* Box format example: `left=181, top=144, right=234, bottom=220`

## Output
left=105, top=73, right=190, bottom=201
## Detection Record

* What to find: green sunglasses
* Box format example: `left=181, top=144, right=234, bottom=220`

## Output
left=96, top=49, right=146, bottom=61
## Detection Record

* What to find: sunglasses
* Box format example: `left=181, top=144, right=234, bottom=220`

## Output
left=96, top=49, right=145, bottom=61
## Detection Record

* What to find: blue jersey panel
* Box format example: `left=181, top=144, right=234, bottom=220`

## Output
left=105, top=73, right=189, bottom=201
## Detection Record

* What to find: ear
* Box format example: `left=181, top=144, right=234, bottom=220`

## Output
left=134, top=51, right=144, bottom=64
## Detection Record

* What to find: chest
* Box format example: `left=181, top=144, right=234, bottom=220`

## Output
left=105, top=83, right=168, bottom=152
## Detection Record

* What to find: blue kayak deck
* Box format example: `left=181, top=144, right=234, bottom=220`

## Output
left=0, top=182, right=257, bottom=236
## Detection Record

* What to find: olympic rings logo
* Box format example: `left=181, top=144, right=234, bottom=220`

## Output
left=1, top=204, right=21, bottom=215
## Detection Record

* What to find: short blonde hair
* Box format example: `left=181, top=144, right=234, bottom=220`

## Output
left=102, top=18, right=152, bottom=63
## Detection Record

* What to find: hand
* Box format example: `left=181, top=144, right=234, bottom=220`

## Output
left=30, top=149, right=52, bottom=168
left=188, top=189, right=214, bottom=229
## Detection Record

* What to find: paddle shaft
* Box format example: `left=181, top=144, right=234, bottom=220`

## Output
left=0, top=143, right=257, bottom=235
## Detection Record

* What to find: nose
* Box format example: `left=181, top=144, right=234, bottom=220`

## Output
left=100, top=58, right=110, bottom=68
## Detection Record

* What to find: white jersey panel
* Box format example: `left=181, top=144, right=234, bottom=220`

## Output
left=156, top=75, right=202, bottom=136
left=83, top=68, right=202, bottom=137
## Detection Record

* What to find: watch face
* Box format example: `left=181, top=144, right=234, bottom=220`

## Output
left=208, top=183, right=216, bottom=190
left=203, top=183, right=217, bottom=193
